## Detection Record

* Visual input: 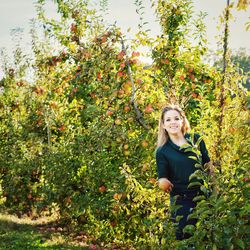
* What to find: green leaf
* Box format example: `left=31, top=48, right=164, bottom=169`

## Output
left=235, top=239, right=245, bottom=249
left=215, top=197, right=225, bottom=209
left=183, top=147, right=195, bottom=153
left=188, top=155, right=198, bottom=161
left=193, top=195, right=206, bottom=202
left=180, top=143, right=190, bottom=149
left=195, top=136, right=203, bottom=147
left=183, top=224, right=195, bottom=234
left=195, top=163, right=202, bottom=168
left=175, top=215, right=183, bottom=222
left=188, top=182, right=202, bottom=188
left=187, top=213, right=197, bottom=221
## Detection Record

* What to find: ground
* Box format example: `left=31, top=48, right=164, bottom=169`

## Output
left=0, top=212, right=101, bottom=250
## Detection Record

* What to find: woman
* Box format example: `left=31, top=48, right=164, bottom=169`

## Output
left=155, top=104, right=212, bottom=240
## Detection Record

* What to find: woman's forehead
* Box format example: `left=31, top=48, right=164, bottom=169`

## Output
left=164, top=109, right=181, bottom=117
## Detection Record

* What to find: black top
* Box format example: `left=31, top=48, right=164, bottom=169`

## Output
left=156, top=133, right=210, bottom=196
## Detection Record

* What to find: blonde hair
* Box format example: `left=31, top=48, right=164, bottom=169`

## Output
left=157, top=104, right=190, bottom=148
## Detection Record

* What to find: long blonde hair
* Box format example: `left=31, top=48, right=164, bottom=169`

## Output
left=157, top=104, right=190, bottom=148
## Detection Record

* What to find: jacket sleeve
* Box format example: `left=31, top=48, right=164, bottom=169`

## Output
left=200, top=139, right=210, bottom=165
left=155, top=147, right=170, bottom=179
left=194, top=134, right=210, bottom=165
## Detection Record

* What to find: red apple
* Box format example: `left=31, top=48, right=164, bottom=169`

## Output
left=98, top=186, right=106, bottom=193
left=158, top=179, right=173, bottom=192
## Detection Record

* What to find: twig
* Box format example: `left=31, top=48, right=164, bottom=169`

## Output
left=216, top=0, right=230, bottom=173
left=120, top=38, right=149, bottom=130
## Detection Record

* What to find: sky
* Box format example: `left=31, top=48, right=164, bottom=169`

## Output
left=105, top=0, right=250, bottom=50
left=0, top=0, right=249, bottom=60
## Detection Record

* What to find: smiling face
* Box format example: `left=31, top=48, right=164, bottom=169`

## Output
left=162, top=109, right=184, bottom=136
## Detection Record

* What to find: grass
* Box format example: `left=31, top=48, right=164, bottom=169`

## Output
left=0, top=212, right=91, bottom=250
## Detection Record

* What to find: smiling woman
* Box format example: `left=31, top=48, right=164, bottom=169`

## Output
left=156, top=104, right=212, bottom=240
left=157, top=105, right=190, bottom=148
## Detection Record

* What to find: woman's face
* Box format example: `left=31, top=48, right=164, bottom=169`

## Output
left=162, top=109, right=183, bottom=136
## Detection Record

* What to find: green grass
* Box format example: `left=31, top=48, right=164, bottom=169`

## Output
left=0, top=213, right=89, bottom=250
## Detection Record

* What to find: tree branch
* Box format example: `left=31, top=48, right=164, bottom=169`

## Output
left=216, top=0, right=230, bottom=173
left=120, top=38, right=149, bottom=130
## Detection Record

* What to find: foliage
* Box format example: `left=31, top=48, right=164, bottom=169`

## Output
left=0, top=0, right=249, bottom=248
left=231, top=49, right=250, bottom=89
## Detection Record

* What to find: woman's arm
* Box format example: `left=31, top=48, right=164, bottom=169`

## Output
left=156, top=148, right=173, bottom=192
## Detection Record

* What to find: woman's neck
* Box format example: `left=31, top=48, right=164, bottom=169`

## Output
left=168, top=133, right=187, bottom=146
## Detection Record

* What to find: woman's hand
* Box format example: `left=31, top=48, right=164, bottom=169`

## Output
left=158, top=178, right=173, bottom=193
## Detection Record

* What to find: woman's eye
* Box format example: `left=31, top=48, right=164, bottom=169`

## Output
left=175, top=118, right=180, bottom=120
left=166, top=119, right=170, bottom=122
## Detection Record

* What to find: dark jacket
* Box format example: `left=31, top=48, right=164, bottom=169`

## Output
left=156, top=133, right=210, bottom=196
